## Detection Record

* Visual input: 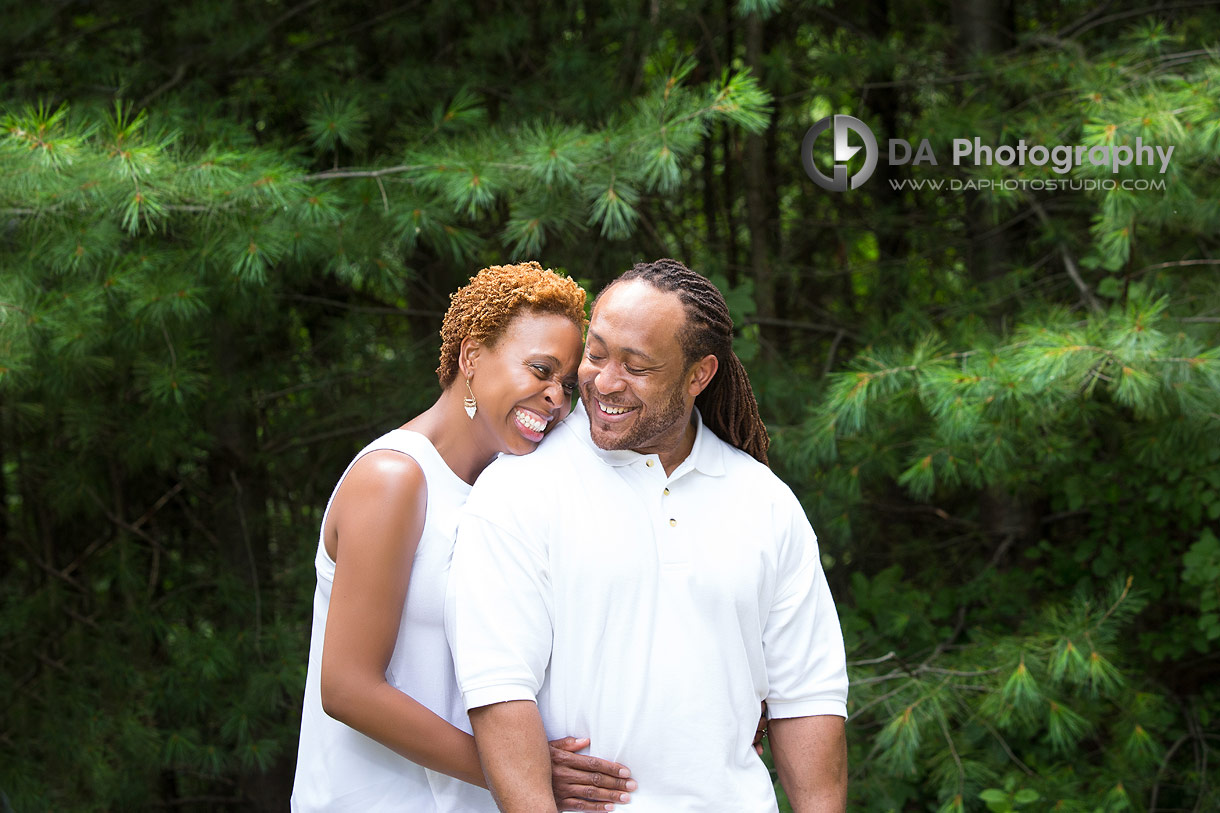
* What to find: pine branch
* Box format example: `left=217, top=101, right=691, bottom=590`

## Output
left=301, top=164, right=425, bottom=181
left=138, top=63, right=188, bottom=109
left=1067, top=1, right=1220, bottom=37
left=229, top=471, right=261, bottom=653
left=979, top=719, right=1037, bottom=776
left=1029, top=199, right=1103, bottom=314
left=1094, top=576, right=1135, bottom=630
left=1135, top=259, right=1220, bottom=277
left=743, top=316, right=862, bottom=340
left=938, top=713, right=965, bottom=798
left=1149, top=734, right=1190, bottom=812
left=12, top=532, right=89, bottom=595
left=850, top=651, right=898, bottom=667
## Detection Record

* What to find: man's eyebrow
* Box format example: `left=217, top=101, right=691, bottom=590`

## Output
left=587, top=329, right=658, bottom=363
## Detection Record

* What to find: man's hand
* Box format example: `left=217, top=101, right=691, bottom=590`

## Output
left=549, top=737, right=636, bottom=811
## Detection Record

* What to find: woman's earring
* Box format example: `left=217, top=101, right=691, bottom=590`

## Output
left=463, top=376, right=477, bottom=419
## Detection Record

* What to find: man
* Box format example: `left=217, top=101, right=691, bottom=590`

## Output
left=447, top=259, right=848, bottom=812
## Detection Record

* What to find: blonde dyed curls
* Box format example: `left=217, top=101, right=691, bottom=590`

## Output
left=436, top=261, right=587, bottom=387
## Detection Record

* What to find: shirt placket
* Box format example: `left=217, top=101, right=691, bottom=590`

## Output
left=637, top=456, right=691, bottom=566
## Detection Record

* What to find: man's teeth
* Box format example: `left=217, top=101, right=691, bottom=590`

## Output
left=515, top=409, right=547, bottom=433
left=599, top=401, right=630, bottom=415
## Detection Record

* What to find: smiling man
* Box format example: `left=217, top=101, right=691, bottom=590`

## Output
left=446, top=259, right=848, bottom=813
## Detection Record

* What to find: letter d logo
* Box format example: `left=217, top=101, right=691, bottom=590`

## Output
left=801, top=115, right=878, bottom=191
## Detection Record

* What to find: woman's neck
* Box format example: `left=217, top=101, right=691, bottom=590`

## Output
left=402, top=388, right=497, bottom=485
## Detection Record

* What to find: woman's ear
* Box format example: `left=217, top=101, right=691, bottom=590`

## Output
left=458, top=335, right=482, bottom=379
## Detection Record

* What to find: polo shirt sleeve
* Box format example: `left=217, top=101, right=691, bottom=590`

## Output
left=762, top=490, right=849, bottom=720
left=445, top=484, right=553, bottom=712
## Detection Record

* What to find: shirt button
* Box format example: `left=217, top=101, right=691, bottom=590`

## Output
left=646, top=459, right=654, bottom=467
left=663, top=488, right=670, bottom=495
left=669, top=518, right=677, bottom=527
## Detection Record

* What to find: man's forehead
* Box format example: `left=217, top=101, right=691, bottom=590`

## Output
left=589, top=280, right=686, bottom=354
left=592, top=279, right=685, bottom=322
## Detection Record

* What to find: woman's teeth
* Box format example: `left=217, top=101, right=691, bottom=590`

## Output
left=515, top=409, right=547, bottom=433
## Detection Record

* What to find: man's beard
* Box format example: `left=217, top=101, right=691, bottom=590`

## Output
left=582, top=379, right=688, bottom=452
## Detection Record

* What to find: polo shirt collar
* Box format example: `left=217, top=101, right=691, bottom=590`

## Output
left=568, top=400, right=726, bottom=477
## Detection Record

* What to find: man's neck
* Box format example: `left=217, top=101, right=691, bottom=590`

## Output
left=640, top=415, right=698, bottom=477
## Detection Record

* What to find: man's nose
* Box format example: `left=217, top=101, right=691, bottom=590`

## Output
left=594, top=363, right=627, bottom=394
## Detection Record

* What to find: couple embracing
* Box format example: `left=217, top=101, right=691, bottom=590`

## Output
left=292, top=259, right=848, bottom=813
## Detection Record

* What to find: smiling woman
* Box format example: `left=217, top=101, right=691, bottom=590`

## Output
left=457, top=310, right=581, bottom=454
left=291, top=262, right=636, bottom=812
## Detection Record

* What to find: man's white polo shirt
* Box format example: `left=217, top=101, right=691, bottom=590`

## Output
left=446, top=401, right=848, bottom=812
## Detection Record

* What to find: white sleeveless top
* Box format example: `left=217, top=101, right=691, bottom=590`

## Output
left=291, top=430, right=496, bottom=812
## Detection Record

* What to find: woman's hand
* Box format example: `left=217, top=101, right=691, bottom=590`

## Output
left=548, top=736, right=636, bottom=811
left=754, top=701, right=769, bottom=756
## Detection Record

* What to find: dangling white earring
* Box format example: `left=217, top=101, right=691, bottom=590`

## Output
left=463, top=376, right=477, bottom=419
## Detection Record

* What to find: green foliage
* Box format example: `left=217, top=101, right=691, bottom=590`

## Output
left=306, top=94, right=369, bottom=156
left=978, top=784, right=1040, bottom=813
left=809, top=291, right=1219, bottom=510
left=0, top=3, right=773, bottom=809
left=1183, top=529, right=1220, bottom=641
left=748, top=2, right=1220, bottom=811
left=4, top=0, right=1220, bottom=811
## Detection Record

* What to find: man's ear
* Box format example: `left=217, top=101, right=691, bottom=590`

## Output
left=458, top=335, right=482, bottom=379
left=687, top=354, right=719, bottom=397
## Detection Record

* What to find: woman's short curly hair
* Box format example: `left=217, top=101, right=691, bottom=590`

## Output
left=436, top=261, right=587, bottom=387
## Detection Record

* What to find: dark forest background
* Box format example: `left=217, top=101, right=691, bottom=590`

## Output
left=2, top=0, right=1219, bottom=810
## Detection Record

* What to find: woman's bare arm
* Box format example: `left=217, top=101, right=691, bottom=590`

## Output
left=318, top=450, right=636, bottom=808
left=320, top=450, right=487, bottom=785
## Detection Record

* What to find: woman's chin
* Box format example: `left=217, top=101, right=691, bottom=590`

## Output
left=508, top=434, right=543, bottom=455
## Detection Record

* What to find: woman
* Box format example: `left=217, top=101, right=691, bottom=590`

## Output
left=292, top=262, right=634, bottom=812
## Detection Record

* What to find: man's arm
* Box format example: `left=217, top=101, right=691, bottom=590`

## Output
left=469, top=700, right=557, bottom=813
left=762, top=488, right=849, bottom=811
left=769, top=715, right=847, bottom=813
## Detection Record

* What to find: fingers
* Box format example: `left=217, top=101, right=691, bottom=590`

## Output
left=555, top=786, right=632, bottom=805
left=551, top=749, right=633, bottom=784
left=557, top=798, right=617, bottom=811
left=548, top=739, right=636, bottom=809
left=752, top=702, right=769, bottom=757
left=554, top=770, right=633, bottom=809
left=552, top=763, right=637, bottom=793
left=550, top=736, right=592, bottom=752
left=553, top=780, right=632, bottom=807
left=752, top=699, right=769, bottom=757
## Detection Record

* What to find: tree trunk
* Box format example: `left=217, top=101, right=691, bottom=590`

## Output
left=951, top=0, right=1017, bottom=301
left=743, top=11, right=776, bottom=354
